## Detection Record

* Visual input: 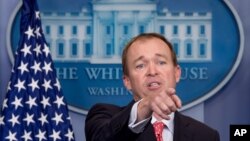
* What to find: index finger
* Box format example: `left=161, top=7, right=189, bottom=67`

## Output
left=171, top=94, right=182, bottom=109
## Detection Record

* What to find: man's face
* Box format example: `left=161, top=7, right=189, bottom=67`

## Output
left=123, top=38, right=181, bottom=101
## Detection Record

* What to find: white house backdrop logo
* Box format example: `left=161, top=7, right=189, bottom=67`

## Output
left=7, top=0, right=244, bottom=114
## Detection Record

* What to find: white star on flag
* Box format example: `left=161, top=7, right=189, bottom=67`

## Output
left=11, top=96, right=23, bottom=110
left=35, top=129, right=46, bottom=141
left=25, top=96, right=37, bottom=109
left=6, top=131, right=17, bottom=141
left=0, top=116, right=4, bottom=125
left=34, top=26, right=41, bottom=38
left=28, top=78, right=40, bottom=92
left=54, top=95, right=66, bottom=108
left=40, top=95, right=51, bottom=109
left=30, top=60, right=42, bottom=74
left=42, top=79, right=52, bottom=92
left=35, top=11, right=40, bottom=19
left=21, top=130, right=32, bottom=141
left=65, top=129, right=75, bottom=140
left=21, top=43, right=32, bottom=57
left=52, top=112, right=63, bottom=125
left=42, top=61, right=52, bottom=74
left=2, top=99, right=8, bottom=110
left=38, top=113, right=48, bottom=126
left=8, top=114, right=20, bottom=127
left=23, top=113, right=35, bottom=126
left=18, top=61, right=29, bottom=74
left=50, top=129, right=61, bottom=141
left=14, top=79, right=26, bottom=92
left=24, top=26, right=35, bottom=40
left=54, top=79, right=61, bottom=91
left=43, top=43, right=50, bottom=57
left=33, top=43, right=42, bottom=56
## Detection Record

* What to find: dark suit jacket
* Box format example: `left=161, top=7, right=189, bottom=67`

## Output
left=85, top=101, right=220, bottom=141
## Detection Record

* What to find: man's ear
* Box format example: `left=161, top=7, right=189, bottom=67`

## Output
left=123, top=75, right=132, bottom=90
left=175, top=65, right=181, bottom=83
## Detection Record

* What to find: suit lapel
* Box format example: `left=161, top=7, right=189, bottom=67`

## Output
left=173, top=112, right=192, bottom=141
left=137, top=123, right=157, bottom=141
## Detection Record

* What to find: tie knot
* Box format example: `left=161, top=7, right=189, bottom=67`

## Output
left=153, top=121, right=164, bottom=136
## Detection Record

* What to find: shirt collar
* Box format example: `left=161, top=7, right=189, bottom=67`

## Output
left=151, top=112, right=175, bottom=134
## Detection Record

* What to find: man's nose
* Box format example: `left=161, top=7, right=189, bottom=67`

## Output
left=147, top=62, right=158, bottom=76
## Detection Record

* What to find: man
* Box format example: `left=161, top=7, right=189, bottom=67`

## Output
left=85, top=33, right=220, bottom=141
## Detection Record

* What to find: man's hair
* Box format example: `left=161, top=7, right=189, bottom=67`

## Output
left=122, top=32, right=178, bottom=76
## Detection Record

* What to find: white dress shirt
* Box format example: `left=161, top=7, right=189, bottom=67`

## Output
left=128, top=100, right=174, bottom=141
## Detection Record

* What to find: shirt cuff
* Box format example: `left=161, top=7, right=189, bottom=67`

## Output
left=128, top=100, right=151, bottom=133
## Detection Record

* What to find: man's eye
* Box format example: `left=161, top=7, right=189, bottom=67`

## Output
left=136, top=64, right=144, bottom=69
left=159, top=61, right=166, bottom=65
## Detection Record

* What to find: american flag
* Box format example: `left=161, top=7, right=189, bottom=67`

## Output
left=0, top=0, right=75, bottom=140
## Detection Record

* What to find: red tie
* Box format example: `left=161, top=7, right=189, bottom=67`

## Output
left=153, top=121, right=164, bottom=141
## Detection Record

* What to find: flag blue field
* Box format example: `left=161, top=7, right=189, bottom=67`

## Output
left=0, top=0, right=75, bottom=140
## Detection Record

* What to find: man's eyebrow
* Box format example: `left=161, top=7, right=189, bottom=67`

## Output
left=132, top=53, right=168, bottom=64
left=155, top=53, right=168, bottom=58
left=133, top=56, right=144, bottom=64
